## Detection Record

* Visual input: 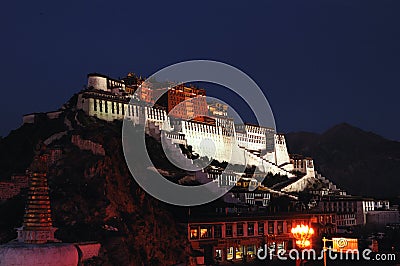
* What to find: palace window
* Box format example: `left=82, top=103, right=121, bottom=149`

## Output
left=99, top=100, right=103, bottom=112
left=248, top=222, right=254, bottom=236
left=94, top=99, right=97, bottom=111
left=190, top=226, right=199, bottom=239
left=104, top=101, right=108, bottom=113
left=258, top=222, right=264, bottom=235
left=214, top=225, right=222, bottom=238
left=237, top=223, right=244, bottom=236
left=112, top=102, right=115, bottom=113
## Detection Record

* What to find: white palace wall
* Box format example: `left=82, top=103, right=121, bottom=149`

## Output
left=77, top=91, right=294, bottom=176
left=181, top=121, right=236, bottom=163
left=77, top=93, right=171, bottom=131
left=235, top=124, right=269, bottom=152
left=274, top=134, right=291, bottom=167
left=87, top=76, right=108, bottom=91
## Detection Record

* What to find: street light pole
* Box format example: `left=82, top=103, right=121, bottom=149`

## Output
left=322, top=237, right=333, bottom=266
left=323, top=237, right=327, bottom=266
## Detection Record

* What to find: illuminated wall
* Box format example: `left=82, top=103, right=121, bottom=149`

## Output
left=167, top=86, right=208, bottom=120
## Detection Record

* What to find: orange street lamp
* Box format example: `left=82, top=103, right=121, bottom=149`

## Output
left=291, top=224, right=314, bottom=249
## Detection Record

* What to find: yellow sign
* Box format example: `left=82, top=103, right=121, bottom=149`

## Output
left=332, top=238, right=358, bottom=252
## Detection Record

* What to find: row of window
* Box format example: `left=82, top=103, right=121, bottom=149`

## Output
left=318, top=215, right=336, bottom=224
left=146, top=108, right=166, bottom=121
left=235, top=126, right=268, bottom=135
left=337, top=214, right=355, bottom=219
left=94, top=99, right=126, bottom=115
left=324, top=201, right=356, bottom=207
left=93, top=100, right=167, bottom=121
left=107, top=79, right=124, bottom=89
left=292, top=160, right=312, bottom=168
left=239, top=136, right=268, bottom=145
left=189, top=221, right=294, bottom=240
left=185, top=122, right=219, bottom=133
left=169, top=89, right=205, bottom=97
left=337, top=220, right=356, bottom=226
left=169, top=96, right=207, bottom=103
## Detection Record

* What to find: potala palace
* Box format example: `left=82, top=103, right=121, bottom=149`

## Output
left=67, top=73, right=341, bottom=194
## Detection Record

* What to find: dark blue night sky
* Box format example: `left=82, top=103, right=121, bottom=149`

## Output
left=1, top=1, right=399, bottom=140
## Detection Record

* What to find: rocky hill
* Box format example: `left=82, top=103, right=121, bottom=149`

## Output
left=0, top=96, right=189, bottom=265
left=286, top=123, right=400, bottom=198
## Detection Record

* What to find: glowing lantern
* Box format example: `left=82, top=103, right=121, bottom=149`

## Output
left=291, top=224, right=314, bottom=248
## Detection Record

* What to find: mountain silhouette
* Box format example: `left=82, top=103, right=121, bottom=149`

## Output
left=286, top=123, right=400, bottom=198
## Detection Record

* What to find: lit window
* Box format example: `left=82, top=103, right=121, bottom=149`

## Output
left=227, top=247, right=234, bottom=260
left=215, top=249, right=222, bottom=260
left=236, top=246, right=243, bottom=259
left=190, top=227, right=198, bottom=239
left=200, top=226, right=212, bottom=239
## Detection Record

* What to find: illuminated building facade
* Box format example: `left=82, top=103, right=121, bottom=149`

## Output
left=187, top=213, right=336, bottom=264
left=235, top=124, right=275, bottom=154
left=208, top=102, right=229, bottom=117
left=167, top=85, right=208, bottom=120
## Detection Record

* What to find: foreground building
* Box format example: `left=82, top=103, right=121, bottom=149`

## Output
left=315, top=196, right=400, bottom=232
left=187, top=212, right=336, bottom=264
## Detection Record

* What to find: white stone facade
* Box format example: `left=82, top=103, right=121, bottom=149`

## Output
left=76, top=88, right=296, bottom=177
left=87, top=73, right=126, bottom=92
left=75, top=70, right=304, bottom=178
left=274, top=134, right=292, bottom=169
left=235, top=124, right=274, bottom=153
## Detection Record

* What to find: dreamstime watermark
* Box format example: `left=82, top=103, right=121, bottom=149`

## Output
left=256, top=245, right=397, bottom=262
left=122, top=60, right=276, bottom=206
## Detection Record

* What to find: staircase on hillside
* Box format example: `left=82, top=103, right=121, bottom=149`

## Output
left=147, top=122, right=295, bottom=178
left=242, top=148, right=294, bottom=177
